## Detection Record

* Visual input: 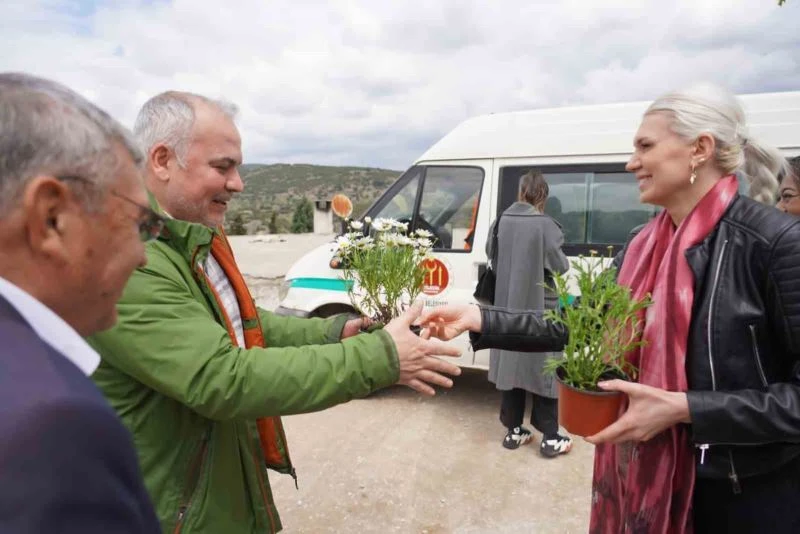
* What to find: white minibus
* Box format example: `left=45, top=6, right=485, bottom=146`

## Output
left=276, top=91, right=800, bottom=369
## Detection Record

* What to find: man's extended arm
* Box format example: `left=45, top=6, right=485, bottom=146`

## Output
left=89, top=262, right=400, bottom=421
left=256, top=308, right=350, bottom=346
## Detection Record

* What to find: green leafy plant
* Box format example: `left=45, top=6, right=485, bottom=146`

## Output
left=290, top=197, right=314, bottom=233
left=543, top=250, right=652, bottom=391
left=267, top=211, right=279, bottom=234
left=335, top=217, right=433, bottom=323
left=227, top=213, right=247, bottom=235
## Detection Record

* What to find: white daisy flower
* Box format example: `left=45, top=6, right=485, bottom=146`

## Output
left=355, top=236, right=374, bottom=249
left=379, top=233, right=399, bottom=247
left=371, top=218, right=393, bottom=232
left=335, top=235, right=352, bottom=250
left=415, top=238, right=433, bottom=249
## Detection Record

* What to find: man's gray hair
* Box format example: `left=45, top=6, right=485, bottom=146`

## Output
left=646, top=83, right=788, bottom=205
left=133, top=91, right=238, bottom=167
left=0, top=72, right=143, bottom=215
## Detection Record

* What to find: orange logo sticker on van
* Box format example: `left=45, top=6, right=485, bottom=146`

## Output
left=421, top=258, right=449, bottom=295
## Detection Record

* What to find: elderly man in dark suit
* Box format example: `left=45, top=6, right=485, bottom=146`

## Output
left=0, top=73, right=161, bottom=533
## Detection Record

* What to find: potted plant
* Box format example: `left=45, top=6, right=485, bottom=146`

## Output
left=542, top=250, right=652, bottom=437
left=334, top=217, right=434, bottom=325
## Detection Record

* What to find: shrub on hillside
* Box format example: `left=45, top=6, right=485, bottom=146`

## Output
left=290, top=198, right=314, bottom=233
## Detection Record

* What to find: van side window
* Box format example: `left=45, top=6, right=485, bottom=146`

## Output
left=589, top=172, right=655, bottom=244
left=499, top=166, right=657, bottom=254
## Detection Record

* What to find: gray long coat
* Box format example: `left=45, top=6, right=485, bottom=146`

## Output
left=487, top=202, right=569, bottom=396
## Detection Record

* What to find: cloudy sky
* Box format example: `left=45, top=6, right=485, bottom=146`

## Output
left=2, top=0, right=798, bottom=169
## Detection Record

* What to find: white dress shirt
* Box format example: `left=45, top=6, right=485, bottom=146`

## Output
left=202, top=254, right=245, bottom=347
left=0, top=276, right=100, bottom=375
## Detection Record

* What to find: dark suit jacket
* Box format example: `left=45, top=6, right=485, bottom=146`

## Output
left=0, top=296, right=159, bottom=533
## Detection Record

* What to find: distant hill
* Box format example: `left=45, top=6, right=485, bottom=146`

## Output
left=226, top=163, right=402, bottom=234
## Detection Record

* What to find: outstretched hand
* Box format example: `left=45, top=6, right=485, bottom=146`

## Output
left=340, top=316, right=375, bottom=339
left=416, top=303, right=482, bottom=341
left=384, top=302, right=462, bottom=396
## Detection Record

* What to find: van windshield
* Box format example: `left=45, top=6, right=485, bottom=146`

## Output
left=367, top=165, right=485, bottom=251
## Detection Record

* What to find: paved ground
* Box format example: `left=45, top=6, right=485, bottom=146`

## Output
left=269, top=373, right=593, bottom=534
left=230, top=234, right=594, bottom=533
left=229, top=233, right=336, bottom=281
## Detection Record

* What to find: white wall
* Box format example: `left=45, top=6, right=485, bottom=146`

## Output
left=313, top=206, right=333, bottom=234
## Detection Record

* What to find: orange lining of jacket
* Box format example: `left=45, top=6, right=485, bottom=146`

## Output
left=208, top=233, right=288, bottom=468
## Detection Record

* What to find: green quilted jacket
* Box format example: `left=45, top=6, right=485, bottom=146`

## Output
left=88, top=215, right=399, bottom=533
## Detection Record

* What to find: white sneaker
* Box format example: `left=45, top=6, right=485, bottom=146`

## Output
left=502, top=426, right=533, bottom=450
left=540, top=434, right=573, bottom=458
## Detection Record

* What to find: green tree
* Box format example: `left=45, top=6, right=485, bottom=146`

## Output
left=228, top=213, right=247, bottom=235
left=268, top=211, right=279, bottom=234
left=290, top=198, right=314, bottom=233
left=277, top=215, right=290, bottom=233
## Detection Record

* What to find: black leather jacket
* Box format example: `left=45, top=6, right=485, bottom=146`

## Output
left=471, top=194, right=800, bottom=488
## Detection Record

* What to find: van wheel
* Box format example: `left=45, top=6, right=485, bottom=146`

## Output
left=311, top=304, right=356, bottom=319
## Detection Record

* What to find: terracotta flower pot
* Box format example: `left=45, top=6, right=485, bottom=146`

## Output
left=555, top=366, right=625, bottom=438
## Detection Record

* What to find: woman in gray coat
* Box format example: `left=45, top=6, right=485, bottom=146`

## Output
left=488, top=170, right=572, bottom=457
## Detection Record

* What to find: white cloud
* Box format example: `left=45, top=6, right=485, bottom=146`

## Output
left=1, top=0, right=798, bottom=169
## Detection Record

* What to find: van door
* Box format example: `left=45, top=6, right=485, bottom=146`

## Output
left=365, top=161, right=492, bottom=367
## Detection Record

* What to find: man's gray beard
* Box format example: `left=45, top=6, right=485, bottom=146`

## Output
left=171, top=193, right=220, bottom=227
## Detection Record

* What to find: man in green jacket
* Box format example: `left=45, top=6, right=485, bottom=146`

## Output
left=88, top=91, right=461, bottom=534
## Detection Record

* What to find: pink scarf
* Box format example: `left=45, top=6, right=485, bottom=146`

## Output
left=589, top=175, right=739, bottom=534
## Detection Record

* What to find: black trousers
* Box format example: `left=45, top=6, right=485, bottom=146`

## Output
left=499, top=388, right=558, bottom=436
left=693, top=454, right=800, bottom=533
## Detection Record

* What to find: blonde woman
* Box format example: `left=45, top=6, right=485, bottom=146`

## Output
left=421, top=85, right=798, bottom=533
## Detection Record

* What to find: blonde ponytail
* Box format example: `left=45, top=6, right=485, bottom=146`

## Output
left=741, top=138, right=787, bottom=204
